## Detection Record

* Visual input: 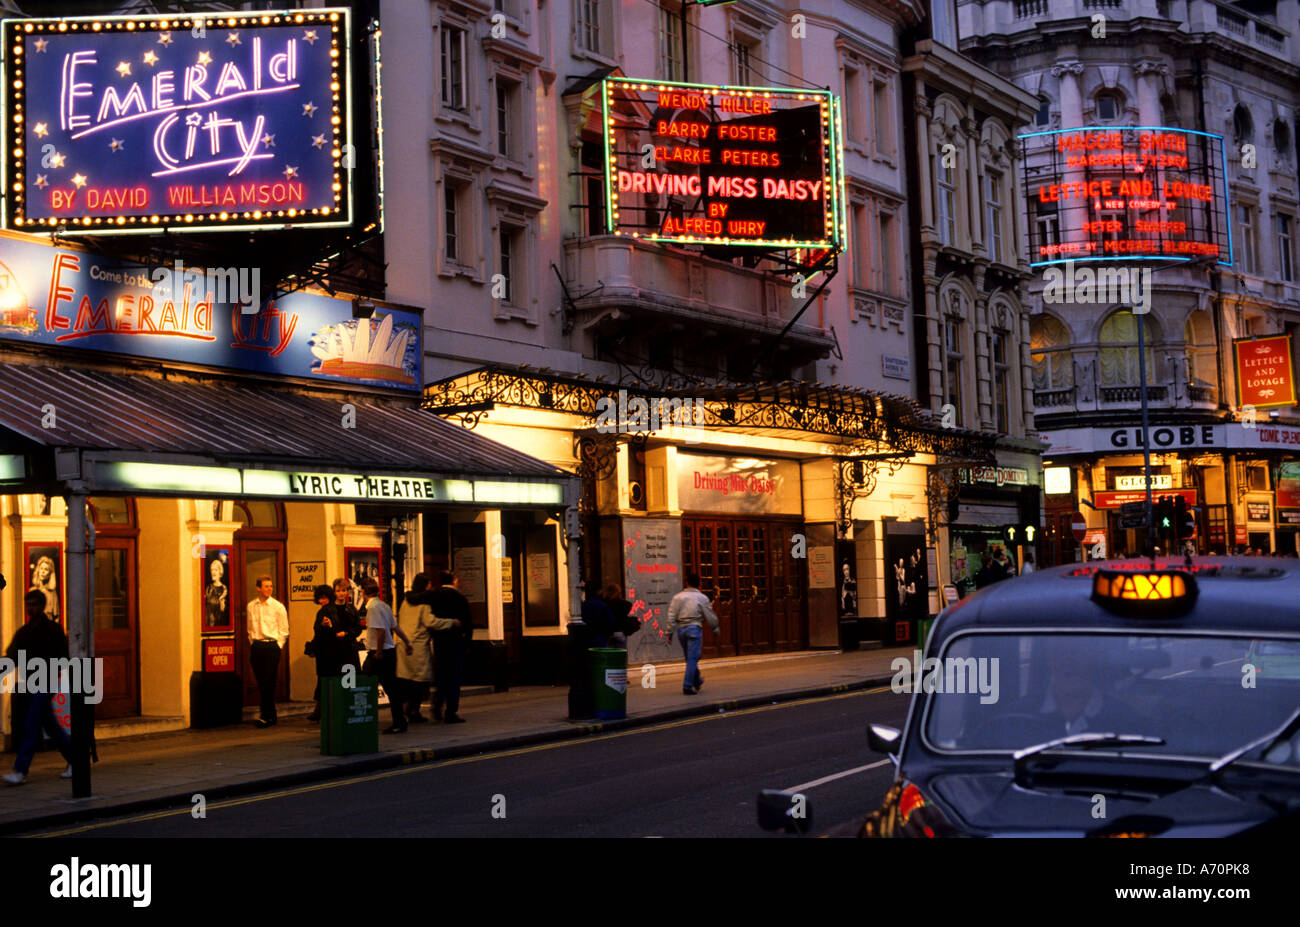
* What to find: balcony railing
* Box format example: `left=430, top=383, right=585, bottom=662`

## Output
left=1033, top=387, right=1076, bottom=408
left=1014, top=0, right=1048, bottom=18
left=1101, top=385, right=1168, bottom=403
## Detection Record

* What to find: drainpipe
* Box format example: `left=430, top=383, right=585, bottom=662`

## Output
left=64, top=478, right=93, bottom=798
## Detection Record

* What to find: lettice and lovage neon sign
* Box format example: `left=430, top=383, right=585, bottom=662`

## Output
left=4, top=9, right=351, bottom=232
left=602, top=77, right=845, bottom=250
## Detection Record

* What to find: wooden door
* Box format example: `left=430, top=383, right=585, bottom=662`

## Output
left=91, top=538, right=139, bottom=718
left=234, top=540, right=289, bottom=707
left=735, top=523, right=775, bottom=653
left=771, top=523, right=804, bottom=651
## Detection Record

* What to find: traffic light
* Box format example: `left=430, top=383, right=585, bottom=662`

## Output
left=1156, top=496, right=1174, bottom=531
left=1174, top=497, right=1196, bottom=541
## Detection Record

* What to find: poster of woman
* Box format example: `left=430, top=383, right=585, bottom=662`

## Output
left=344, top=548, right=382, bottom=608
left=24, top=542, right=62, bottom=626
left=202, top=548, right=233, bottom=631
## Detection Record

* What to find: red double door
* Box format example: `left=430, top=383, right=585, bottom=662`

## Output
left=680, top=517, right=805, bottom=658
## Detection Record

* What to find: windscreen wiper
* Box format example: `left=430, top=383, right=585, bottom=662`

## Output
left=1013, top=732, right=1165, bottom=783
left=1208, top=706, right=1300, bottom=780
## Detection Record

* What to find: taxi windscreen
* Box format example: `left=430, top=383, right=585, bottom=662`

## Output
left=922, top=633, right=1300, bottom=758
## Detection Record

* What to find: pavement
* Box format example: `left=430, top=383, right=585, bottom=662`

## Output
left=0, top=645, right=910, bottom=834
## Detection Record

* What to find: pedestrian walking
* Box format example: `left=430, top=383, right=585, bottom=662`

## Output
left=427, top=571, right=471, bottom=723
left=603, top=583, right=635, bottom=648
left=362, top=580, right=413, bottom=733
left=666, top=572, right=719, bottom=695
left=3, top=591, right=74, bottom=785
left=396, top=573, right=435, bottom=723
left=247, top=574, right=288, bottom=728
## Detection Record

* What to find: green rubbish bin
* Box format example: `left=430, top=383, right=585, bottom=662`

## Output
left=321, top=674, right=379, bottom=756
left=589, top=648, right=628, bottom=720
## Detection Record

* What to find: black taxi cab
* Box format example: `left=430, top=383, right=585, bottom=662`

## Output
left=769, top=557, right=1300, bottom=837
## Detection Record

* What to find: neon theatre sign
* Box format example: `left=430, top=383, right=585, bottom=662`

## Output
left=3, top=8, right=352, bottom=233
left=1018, top=126, right=1232, bottom=267
left=601, top=77, right=845, bottom=250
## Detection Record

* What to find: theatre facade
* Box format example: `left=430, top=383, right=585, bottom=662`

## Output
left=0, top=230, right=577, bottom=744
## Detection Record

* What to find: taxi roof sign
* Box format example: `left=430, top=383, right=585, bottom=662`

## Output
left=1091, top=569, right=1198, bottom=618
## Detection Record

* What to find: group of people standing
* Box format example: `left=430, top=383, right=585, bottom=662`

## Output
left=312, top=570, right=472, bottom=733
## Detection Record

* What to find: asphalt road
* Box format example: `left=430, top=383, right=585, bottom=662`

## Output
left=32, top=687, right=909, bottom=838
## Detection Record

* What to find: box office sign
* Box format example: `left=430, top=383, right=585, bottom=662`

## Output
left=1247, top=501, right=1273, bottom=524
left=601, top=77, right=844, bottom=249
left=1234, top=335, right=1297, bottom=410
left=0, top=236, right=420, bottom=390
left=676, top=454, right=802, bottom=515
left=4, top=9, right=353, bottom=233
left=203, top=637, right=236, bottom=673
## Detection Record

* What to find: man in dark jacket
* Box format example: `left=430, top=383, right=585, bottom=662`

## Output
left=4, top=591, right=74, bottom=785
left=427, top=570, right=472, bottom=723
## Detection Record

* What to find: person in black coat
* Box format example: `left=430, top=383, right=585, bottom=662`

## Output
left=602, top=583, right=634, bottom=647
left=4, top=591, right=74, bottom=784
left=332, top=578, right=364, bottom=669
left=308, top=584, right=351, bottom=722
left=427, top=570, right=472, bottom=723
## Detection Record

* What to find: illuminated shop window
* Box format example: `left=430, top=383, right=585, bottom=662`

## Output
left=88, top=497, right=133, bottom=526
left=1099, top=310, right=1156, bottom=387
left=441, top=23, right=467, bottom=111
left=1030, top=315, right=1074, bottom=391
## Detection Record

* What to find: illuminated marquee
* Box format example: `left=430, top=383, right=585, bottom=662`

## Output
left=602, top=77, right=845, bottom=249
left=1019, top=126, right=1231, bottom=267
left=2, top=9, right=352, bottom=233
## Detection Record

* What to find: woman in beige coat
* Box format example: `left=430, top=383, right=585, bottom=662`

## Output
left=395, top=574, right=456, bottom=723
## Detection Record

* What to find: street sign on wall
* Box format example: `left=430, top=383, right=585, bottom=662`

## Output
left=3, top=8, right=352, bottom=233
left=602, top=77, right=844, bottom=249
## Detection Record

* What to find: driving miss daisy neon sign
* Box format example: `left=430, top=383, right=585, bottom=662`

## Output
left=3, top=8, right=352, bottom=233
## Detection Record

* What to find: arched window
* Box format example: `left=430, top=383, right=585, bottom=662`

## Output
left=1099, top=310, right=1156, bottom=387
left=88, top=497, right=134, bottom=527
left=1234, top=105, right=1254, bottom=146
left=1273, top=119, right=1292, bottom=159
left=943, top=314, right=965, bottom=426
left=232, top=501, right=284, bottom=530
left=1034, top=95, right=1051, bottom=127
left=1031, top=315, right=1074, bottom=391
left=1184, top=311, right=1218, bottom=402
left=1095, top=91, right=1123, bottom=123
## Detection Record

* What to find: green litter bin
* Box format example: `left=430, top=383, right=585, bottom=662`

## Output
left=321, top=674, right=379, bottom=755
left=589, top=648, right=628, bottom=720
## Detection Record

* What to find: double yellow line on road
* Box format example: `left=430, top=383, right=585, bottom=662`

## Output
left=33, top=686, right=889, bottom=837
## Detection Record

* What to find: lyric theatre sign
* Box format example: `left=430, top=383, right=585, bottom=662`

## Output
left=1018, top=126, right=1230, bottom=267
left=602, top=77, right=844, bottom=249
left=4, top=8, right=352, bottom=232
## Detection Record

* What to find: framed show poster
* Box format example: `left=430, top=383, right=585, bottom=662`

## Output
left=24, top=541, right=63, bottom=626
left=344, top=547, right=383, bottom=608
left=201, top=548, right=234, bottom=632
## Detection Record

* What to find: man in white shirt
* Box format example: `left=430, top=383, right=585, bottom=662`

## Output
left=247, top=575, right=289, bottom=728
left=362, top=580, right=413, bottom=733
left=666, top=572, right=720, bottom=695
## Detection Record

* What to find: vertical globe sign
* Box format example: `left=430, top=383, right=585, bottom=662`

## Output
left=1019, top=125, right=1233, bottom=555
left=2, top=8, right=353, bottom=233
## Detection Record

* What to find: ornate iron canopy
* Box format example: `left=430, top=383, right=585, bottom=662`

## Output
left=424, top=364, right=999, bottom=463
